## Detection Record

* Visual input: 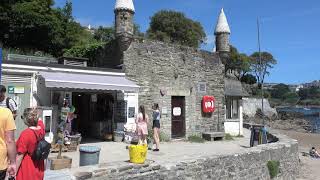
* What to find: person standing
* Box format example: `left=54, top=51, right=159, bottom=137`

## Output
left=135, top=105, right=149, bottom=144
left=65, top=105, right=76, bottom=135
left=152, top=103, right=161, bottom=151
left=0, top=107, right=16, bottom=180
left=16, top=108, right=45, bottom=180
left=0, top=85, right=18, bottom=120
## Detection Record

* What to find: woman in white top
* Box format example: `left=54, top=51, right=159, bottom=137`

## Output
left=152, top=103, right=161, bottom=151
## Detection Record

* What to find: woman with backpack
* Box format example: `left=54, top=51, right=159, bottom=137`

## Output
left=16, top=108, right=45, bottom=180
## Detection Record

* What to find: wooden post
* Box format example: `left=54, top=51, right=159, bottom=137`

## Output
left=57, top=144, right=62, bottom=159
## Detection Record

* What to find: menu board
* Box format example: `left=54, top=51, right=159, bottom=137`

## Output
left=115, top=100, right=127, bottom=122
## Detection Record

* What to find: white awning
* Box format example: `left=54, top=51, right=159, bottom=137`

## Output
left=38, top=71, right=139, bottom=92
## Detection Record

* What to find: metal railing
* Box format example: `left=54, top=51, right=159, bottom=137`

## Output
left=7, top=54, right=58, bottom=64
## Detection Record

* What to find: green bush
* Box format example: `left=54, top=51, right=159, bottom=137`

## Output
left=235, top=134, right=244, bottom=138
left=299, top=98, right=320, bottom=106
left=188, top=135, right=205, bottom=143
left=159, top=132, right=170, bottom=142
left=269, top=98, right=282, bottom=107
left=267, top=160, right=280, bottom=179
left=252, top=88, right=270, bottom=98
left=147, top=129, right=170, bottom=142
left=64, top=42, right=106, bottom=60
left=241, top=74, right=257, bottom=85
left=224, top=133, right=234, bottom=140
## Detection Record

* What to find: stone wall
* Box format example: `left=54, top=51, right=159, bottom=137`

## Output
left=243, top=98, right=277, bottom=118
left=94, top=40, right=123, bottom=68
left=115, top=10, right=134, bottom=36
left=74, top=130, right=299, bottom=180
left=215, top=33, right=230, bottom=53
left=123, top=40, right=226, bottom=138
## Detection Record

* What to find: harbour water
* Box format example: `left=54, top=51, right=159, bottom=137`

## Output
left=277, top=107, right=320, bottom=133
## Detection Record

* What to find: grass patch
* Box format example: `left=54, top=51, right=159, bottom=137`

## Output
left=159, top=132, right=170, bottom=142
left=267, top=160, right=280, bottom=179
left=188, top=135, right=205, bottom=143
left=224, top=133, right=234, bottom=140
left=147, top=129, right=170, bottom=142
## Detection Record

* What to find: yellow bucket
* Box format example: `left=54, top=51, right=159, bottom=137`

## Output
left=129, top=144, right=148, bottom=164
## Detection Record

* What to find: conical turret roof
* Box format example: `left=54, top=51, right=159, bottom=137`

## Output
left=115, top=0, right=135, bottom=12
left=214, top=8, right=231, bottom=34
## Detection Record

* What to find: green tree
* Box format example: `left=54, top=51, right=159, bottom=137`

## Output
left=0, top=0, right=90, bottom=57
left=298, top=86, right=320, bottom=100
left=226, top=46, right=252, bottom=80
left=133, top=23, right=144, bottom=38
left=241, top=74, right=257, bottom=84
left=94, top=26, right=115, bottom=42
left=147, top=10, right=206, bottom=48
left=64, top=42, right=105, bottom=65
left=270, top=83, right=290, bottom=99
left=250, top=52, right=277, bottom=87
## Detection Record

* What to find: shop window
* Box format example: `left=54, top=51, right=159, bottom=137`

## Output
left=226, top=97, right=239, bottom=119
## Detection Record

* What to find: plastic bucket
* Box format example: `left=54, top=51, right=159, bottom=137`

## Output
left=129, top=144, right=148, bottom=164
left=79, top=146, right=101, bottom=166
left=113, top=131, right=124, bottom=142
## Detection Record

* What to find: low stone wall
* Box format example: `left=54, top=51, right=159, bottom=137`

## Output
left=73, top=131, right=299, bottom=180
left=243, top=98, right=277, bottom=118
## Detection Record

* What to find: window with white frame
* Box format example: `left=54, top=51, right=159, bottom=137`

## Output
left=226, top=97, right=240, bottom=119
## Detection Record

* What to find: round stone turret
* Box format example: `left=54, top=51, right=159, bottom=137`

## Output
left=214, top=8, right=231, bottom=57
left=114, top=0, right=135, bottom=51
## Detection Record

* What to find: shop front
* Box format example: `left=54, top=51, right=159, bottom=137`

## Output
left=36, top=71, right=139, bottom=142
left=2, top=61, right=139, bottom=141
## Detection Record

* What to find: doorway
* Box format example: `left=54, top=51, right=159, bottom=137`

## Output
left=171, top=96, right=186, bottom=138
left=72, top=93, right=91, bottom=137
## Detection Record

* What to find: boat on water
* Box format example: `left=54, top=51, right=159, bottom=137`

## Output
left=303, top=108, right=311, bottom=111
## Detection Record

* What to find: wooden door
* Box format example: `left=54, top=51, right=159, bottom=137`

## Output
left=171, top=96, right=185, bottom=138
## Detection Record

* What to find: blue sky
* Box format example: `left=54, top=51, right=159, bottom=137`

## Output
left=55, top=0, right=320, bottom=84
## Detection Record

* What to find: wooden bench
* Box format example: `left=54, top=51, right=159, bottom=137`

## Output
left=202, top=132, right=225, bottom=141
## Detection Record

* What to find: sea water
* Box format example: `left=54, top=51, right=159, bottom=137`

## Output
left=277, top=107, right=320, bottom=133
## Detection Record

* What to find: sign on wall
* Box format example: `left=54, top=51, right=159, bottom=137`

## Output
left=173, top=107, right=181, bottom=116
left=115, top=100, right=127, bottom=122
left=128, top=107, right=135, bottom=118
left=8, top=86, right=25, bottom=94
left=197, top=82, right=207, bottom=93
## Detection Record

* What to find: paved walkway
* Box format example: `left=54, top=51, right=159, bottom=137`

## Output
left=45, top=129, right=251, bottom=179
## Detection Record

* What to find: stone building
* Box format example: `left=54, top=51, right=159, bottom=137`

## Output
left=94, top=0, right=239, bottom=138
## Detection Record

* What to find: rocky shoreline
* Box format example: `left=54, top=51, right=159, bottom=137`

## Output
left=244, top=110, right=311, bottom=133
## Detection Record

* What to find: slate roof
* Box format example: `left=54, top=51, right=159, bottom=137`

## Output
left=225, top=78, right=249, bottom=97
left=215, top=8, right=231, bottom=34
